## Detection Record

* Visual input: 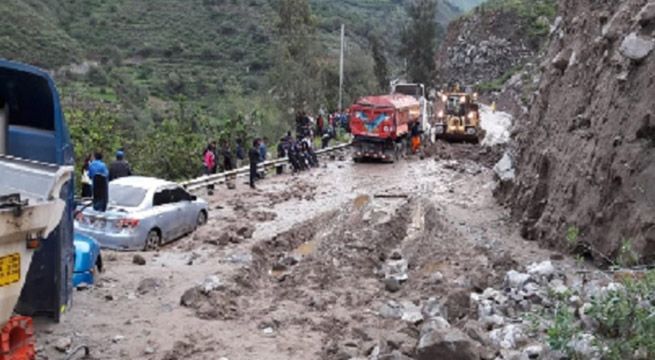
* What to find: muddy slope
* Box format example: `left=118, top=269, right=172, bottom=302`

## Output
left=501, top=0, right=655, bottom=262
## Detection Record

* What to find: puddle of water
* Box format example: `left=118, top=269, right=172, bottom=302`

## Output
left=422, top=261, right=448, bottom=274
left=294, top=240, right=318, bottom=256
left=354, top=194, right=370, bottom=209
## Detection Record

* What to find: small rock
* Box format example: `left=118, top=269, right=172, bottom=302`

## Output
left=430, top=271, right=444, bottom=284
left=568, top=333, right=601, bottom=359
left=200, top=275, right=224, bottom=294
left=379, top=301, right=403, bottom=319
left=384, top=277, right=401, bottom=293
left=54, top=337, right=72, bottom=352
left=489, top=324, right=527, bottom=350
left=136, top=278, right=163, bottom=295
left=400, top=301, right=424, bottom=324
left=180, top=286, right=204, bottom=308
left=104, top=294, right=115, bottom=301
left=416, top=327, right=479, bottom=360
left=522, top=344, right=544, bottom=359
left=527, top=261, right=555, bottom=279
left=619, top=32, right=654, bottom=61
left=504, top=270, right=532, bottom=289
left=552, top=49, right=572, bottom=71
left=422, top=297, right=444, bottom=319
left=384, top=259, right=409, bottom=282
left=112, top=335, right=125, bottom=343
left=132, top=254, right=146, bottom=266
left=144, top=347, right=155, bottom=355
left=262, top=327, right=275, bottom=337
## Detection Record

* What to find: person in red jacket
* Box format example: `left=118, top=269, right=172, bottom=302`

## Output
left=203, top=142, right=217, bottom=195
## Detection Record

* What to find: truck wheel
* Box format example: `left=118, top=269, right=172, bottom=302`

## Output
left=144, top=230, right=161, bottom=251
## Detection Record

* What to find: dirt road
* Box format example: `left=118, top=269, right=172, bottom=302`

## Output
left=32, top=109, right=597, bottom=360
left=33, top=143, right=580, bottom=360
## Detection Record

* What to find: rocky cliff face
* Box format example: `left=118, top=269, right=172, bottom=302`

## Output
left=435, top=7, right=542, bottom=86
left=502, top=0, right=655, bottom=263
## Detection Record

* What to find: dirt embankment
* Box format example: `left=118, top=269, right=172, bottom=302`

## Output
left=499, top=0, right=655, bottom=262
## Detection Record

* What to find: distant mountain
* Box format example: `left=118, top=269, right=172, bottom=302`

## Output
left=0, top=0, right=484, bottom=122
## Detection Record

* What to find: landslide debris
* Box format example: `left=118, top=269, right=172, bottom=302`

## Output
left=499, top=0, right=655, bottom=262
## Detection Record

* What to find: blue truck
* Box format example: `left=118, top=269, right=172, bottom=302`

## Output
left=0, top=59, right=75, bottom=321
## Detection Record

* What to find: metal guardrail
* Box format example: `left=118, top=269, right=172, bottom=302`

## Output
left=180, top=143, right=351, bottom=192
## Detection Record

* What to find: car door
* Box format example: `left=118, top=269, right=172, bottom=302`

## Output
left=152, top=187, right=179, bottom=242
left=170, top=186, right=195, bottom=234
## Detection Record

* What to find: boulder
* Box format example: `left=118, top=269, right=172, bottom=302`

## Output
left=136, top=278, right=163, bottom=295
left=551, top=49, right=572, bottom=71
left=180, top=286, right=204, bottom=308
left=53, top=337, right=72, bottom=352
left=526, top=261, right=555, bottom=279
left=494, top=153, right=515, bottom=182
left=619, top=32, right=654, bottom=61
left=489, top=324, right=527, bottom=350
left=200, top=275, right=224, bottom=294
left=132, top=254, right=146, bottom=266
left=384, top=277, right=401, bottom=293
left=416, top=327, right=479, bottom=360
left=504, top=270, right=532, bottom=290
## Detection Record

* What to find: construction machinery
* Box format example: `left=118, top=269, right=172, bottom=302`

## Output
left=349, top=94, right=421, bottom=162
left=433, top=89, right=481, bottom=143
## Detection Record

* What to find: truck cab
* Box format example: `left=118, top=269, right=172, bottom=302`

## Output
left=390, top=82, right=432, bottom=139
left=0, top=60, right=75, bottom=321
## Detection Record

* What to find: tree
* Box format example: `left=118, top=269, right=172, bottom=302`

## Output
left=399, top=0, right=441, bottom=84
left=370, top=35, right=389, bottom=91
left=270, top=0, right=324, bottom=111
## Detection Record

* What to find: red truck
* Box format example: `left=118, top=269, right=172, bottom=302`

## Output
left=349, top=94, right=421, bottom=162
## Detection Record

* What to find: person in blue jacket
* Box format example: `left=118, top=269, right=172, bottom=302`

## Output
left=88, top=152, right=109, bottom=211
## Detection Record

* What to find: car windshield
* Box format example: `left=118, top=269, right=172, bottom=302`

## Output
left=108, top=183, right=147, bottom=208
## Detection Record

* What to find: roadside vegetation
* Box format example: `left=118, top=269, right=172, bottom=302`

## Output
left=533, top=270, right=655, bottom=360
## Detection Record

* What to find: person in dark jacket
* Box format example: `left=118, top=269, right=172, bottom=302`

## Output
left=248, top=139, right=260, bottom=189
left=88, top=152, right=109, bottom=211
left=109, top=150, right=132, bottom=181
left=222, top=141, right=236, bottom=189
left=276, top=137, right=286, bottom=175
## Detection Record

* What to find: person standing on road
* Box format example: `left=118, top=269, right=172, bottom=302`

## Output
left=410, top=121, right=422, bottom=155
left=203, top=142, right=217, bottom=195
left=276, top=137, right=286, bottom=175
left=222, top=140, right=235, bottom=189
left=316, top=114, right=324, bottom=138
left=88, top=151, right=109, bottom=211
left=109, top=150, right=132, bottom=181
left=249, top=138, right=261, bottom=189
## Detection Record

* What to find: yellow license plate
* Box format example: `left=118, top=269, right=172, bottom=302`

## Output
left=0, top=254, right=20, bottom=287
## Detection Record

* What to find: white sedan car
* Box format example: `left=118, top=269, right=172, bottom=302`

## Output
left=75, top=176, right=208, bottom=251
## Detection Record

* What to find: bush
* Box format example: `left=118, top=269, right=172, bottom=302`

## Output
left=542, top=270, right=655, bottom=360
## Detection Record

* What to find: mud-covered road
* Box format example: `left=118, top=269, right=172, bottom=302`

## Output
left=33, top=109, right=604, bottom=360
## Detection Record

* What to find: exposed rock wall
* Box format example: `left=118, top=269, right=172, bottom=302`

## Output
left=435, top=7, right=541, bottom=86
left=503, top=0, right=655, bottom=262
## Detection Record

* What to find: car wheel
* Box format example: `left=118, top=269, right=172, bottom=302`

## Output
left=197, top=211, right=208, bottom=227
left=144, top=230, right=161, bottom=251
